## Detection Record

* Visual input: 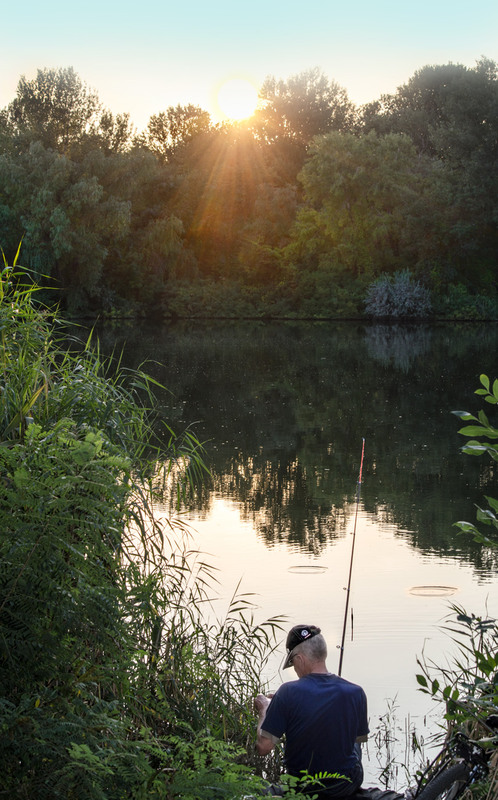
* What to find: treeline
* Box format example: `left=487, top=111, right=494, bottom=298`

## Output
left=1, top=60, right=497, bottom=318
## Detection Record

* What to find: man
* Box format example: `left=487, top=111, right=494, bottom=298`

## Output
left=254, top=624, right=369, bottom=798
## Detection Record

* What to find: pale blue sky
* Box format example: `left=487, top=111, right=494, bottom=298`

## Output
left=1, top=0, right=497, bottom=132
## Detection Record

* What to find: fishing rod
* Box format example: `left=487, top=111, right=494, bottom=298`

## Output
left=337, top=438, right=365, bottom=676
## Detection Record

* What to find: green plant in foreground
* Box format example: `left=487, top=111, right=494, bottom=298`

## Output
left=452, top=374, right=498, bottom=549
left=414, top=375, right=498, bottom=795
left=0, top=255, right=284, bottom=799
left=415, top=375, right=498, bottom=719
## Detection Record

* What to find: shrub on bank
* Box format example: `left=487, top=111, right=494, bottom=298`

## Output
left=432, top=283, right=498, bottom=320
left=365, top=270, right=432, bottom=318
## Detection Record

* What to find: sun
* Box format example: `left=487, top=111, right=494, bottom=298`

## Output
left=216, top=79, right=259, bottom=121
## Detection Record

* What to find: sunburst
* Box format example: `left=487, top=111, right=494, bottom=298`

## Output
left=216, top=78, right=259, bottom=121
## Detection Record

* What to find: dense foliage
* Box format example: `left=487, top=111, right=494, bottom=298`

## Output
left=1, top=61, right=498, bottom=318
left=453, top=373, right=498, bottom=550
left=0, top=259, right=285, bottom=798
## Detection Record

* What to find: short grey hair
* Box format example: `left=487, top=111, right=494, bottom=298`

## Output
left=294, top=632, right=327, bottom=663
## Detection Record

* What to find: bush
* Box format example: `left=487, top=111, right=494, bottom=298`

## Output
left=432, top=283, right=498, bottom=320
left=365, top=270, right=432, bottom=318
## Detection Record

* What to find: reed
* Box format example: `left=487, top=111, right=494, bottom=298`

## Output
left=0, top=250, right=285, bottom=799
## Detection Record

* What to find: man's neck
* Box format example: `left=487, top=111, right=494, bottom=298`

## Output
left=305, top=661, right=329, bottom=675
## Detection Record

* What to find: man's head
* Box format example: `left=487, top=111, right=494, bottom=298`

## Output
left=283, top=624, right=327, bottom=670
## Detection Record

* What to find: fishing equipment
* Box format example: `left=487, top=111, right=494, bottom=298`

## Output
left=338, top=438, right=365, bottom=676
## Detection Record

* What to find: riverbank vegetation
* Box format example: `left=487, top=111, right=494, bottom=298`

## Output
left=1, top=60, right=498, bottom=319
left=0, top=259, right=287, bottom=798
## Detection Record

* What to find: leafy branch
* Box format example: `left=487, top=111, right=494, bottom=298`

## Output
left=452, top=373, right=498, bottom=547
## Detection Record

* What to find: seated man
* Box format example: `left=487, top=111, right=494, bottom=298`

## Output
left=254, top=624, right=369, bottom=798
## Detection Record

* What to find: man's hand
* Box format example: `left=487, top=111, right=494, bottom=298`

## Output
left=254, top=693, right=272, bottom=715
left=254, top=693, right=276, bottom=756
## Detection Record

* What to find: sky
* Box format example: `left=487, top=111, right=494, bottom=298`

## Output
left=1, top=0, right=497, bottom=132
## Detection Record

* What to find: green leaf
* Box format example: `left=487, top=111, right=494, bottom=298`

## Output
left=452, top=410, right=476, bottom=420
left=479, top=374, right=490, bottom=391
left=477, top=409, right=490, bottom=426
left=416, top=674, right=428, bottom=687
left=13, top=467, right=30, bottom=489
left=476, top=507, right=497, bottom=526
left=486, top=496, right=498, bottom=512
left=454, top=521, right=479, bottom=534
left=461, top=443, right=490, bottom=456
left=458, top=425, right=489, bottom=436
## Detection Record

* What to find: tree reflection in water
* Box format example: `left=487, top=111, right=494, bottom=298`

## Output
left=91, top=319, right=498, bottom=577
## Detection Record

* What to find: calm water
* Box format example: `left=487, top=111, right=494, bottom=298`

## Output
left=93, top=319, right=498, bottom=787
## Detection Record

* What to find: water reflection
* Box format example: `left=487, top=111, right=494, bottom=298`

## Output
left=91, top=320, right=498, bottom=576
left=364, top=324, right=433, bottom=371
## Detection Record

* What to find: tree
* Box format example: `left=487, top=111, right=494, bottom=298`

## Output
left=7, top=67, right=102, bottom=154
left=288, top=131, right=450, bottom=280
left=255, top=67, right=355, bottom=146
left=360, top=60, right=498, bottom=290
left=361, top=59, right=498, bottom=163
left=239, top=183, right=297, bottom=284
left=145, top=103, right=212, bottom=161
left=161, top=124, right=266, bottom=277
left=0, top=142, right=130, bottom=310
left=6, top=66, right=136, bottom=161
left=94, top=109, right=135, bottom=153
left=252, top=68, right=356, bottom=185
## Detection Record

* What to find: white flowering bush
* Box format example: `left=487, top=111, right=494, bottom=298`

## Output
left=365, top=270, right=432, bottom=318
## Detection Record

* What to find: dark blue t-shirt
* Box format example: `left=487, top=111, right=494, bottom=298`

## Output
left=261, top=673, right=369, bottom=782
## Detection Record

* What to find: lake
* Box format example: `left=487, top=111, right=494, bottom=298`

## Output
left=93, top=319, right=498, bottom=788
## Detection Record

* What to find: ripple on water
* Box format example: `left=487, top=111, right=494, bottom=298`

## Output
left=408, top=585, right=458, bottom=597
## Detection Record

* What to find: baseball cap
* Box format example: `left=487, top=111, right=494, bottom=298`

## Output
left=283, top=624, right=321, bottom=669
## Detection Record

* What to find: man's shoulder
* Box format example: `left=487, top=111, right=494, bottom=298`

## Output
left=275, top=673, right=365, bottom=698
left=304, top=672, right=362, bottom=688
left=280, top=674, right=340, bottom=695
left=306, top=673, right=367, bottom=703
left=332, top=674, right=366, bottom=692
left=274, top=678, right=301, bottom=697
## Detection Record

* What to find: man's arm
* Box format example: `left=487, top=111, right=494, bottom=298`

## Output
left=356, top=688, right=369, bottom=743
left=254, top=694, right=276, bottom=756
